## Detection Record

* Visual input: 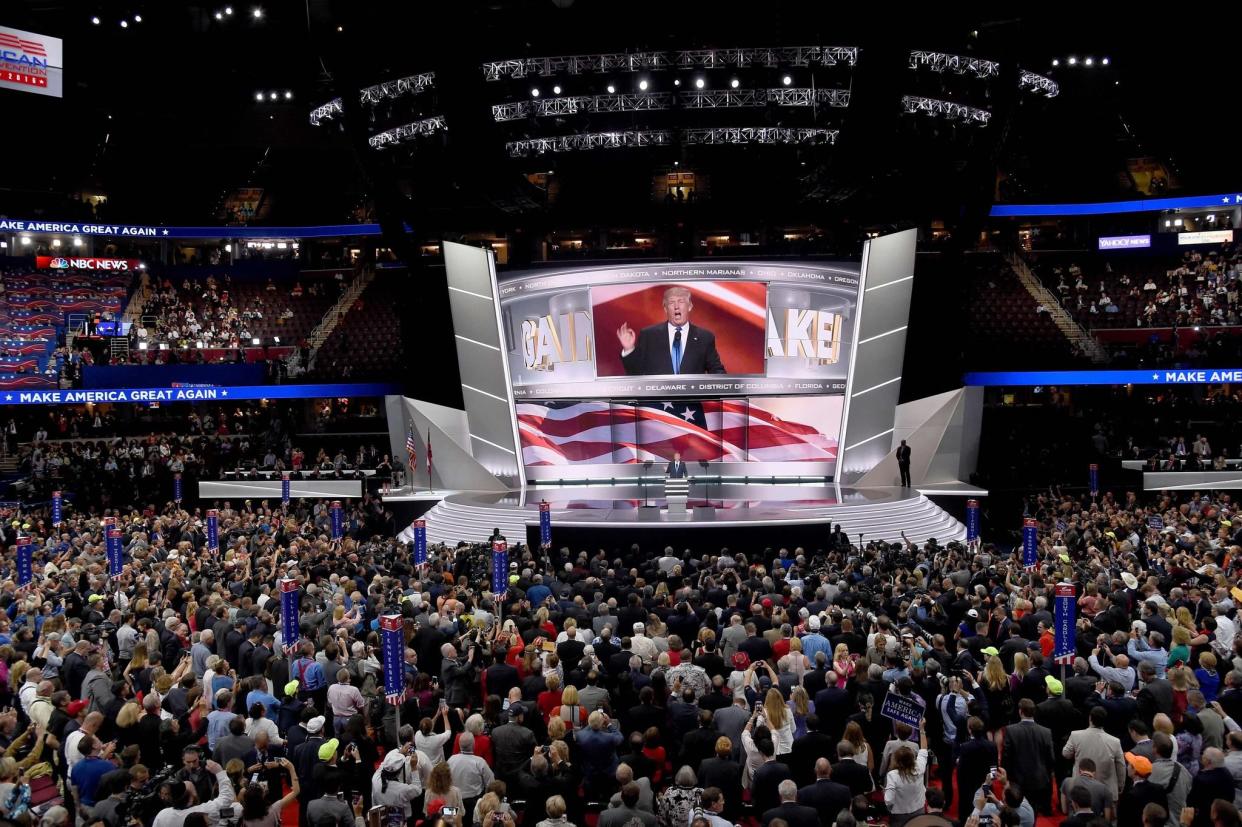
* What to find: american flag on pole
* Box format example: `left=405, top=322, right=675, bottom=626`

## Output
left=405, top=426, right=417, bottom=471
left=516, top=399, right=839, bottom=465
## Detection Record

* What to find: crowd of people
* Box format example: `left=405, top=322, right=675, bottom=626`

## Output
left=1, top=475, right=1242, bottom=827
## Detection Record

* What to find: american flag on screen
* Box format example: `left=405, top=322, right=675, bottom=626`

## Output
left=517, top=400, right=838, bottom=466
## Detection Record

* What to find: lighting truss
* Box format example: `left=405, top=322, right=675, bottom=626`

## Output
left=505, top=126, right=838, bottom=156
left=506, top=130, right=673, bottom=157
left=908, top=50, right=1000, bottom=78
left=482, top=46, right=859, bottom=80
left=1018, top=69, right=1060, bottom=98
left=369, top=115, right=447, bottom=149
left=901, top=95, right=991, bottom=125
left=681, top=127, right=838, bottom=146
left=309, top=71, right=436, bottom=126
left=491, top=88, right=850, bottom=122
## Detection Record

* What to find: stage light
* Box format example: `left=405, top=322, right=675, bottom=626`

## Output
left=730, top=78, right=740, bottom=88
left=120, top=19, right=128, bottom=27
left=782, top=74, right=792, bottom=85
left=673, top=78, right=681, bottom=86
left=638, top=78, right=648, bottom=90
left=252, top=6, right=263, bottom=18
left=51, top=239, right=61, bottom=248
left=269, top=91, right=278, bottom=100
left=606, top=84, right=615, bottom=94
left=255, top=92, right=264, bottom=101
left=138, top=263, right=146, bottom=269
left=224, top=244, right=232, bottom=252
left=1084, top=57, right=1094, bottom=67
left=695, top=77, right=705, bottom=89
left=1051, top=59, right=1059, bottom=67
left=336, top=25, right=342, bottom=32
left=225, top=5, right=233, bottom=13
left=284, top=90, right=293, bottom=99
left=552, top=85, right=561, bottom=94
left=91, top=16, right=101, bottom=24
left=73, top=237, right=83, bottom=246
left=1067, top=56, right=1077, bottom=65
left=215, top=11, right=223, bottom=19
left=1102, top=57, right=1110, bottom=66
left=133, top=14, right=142, bottom=22
left=530, top=87, right=540, bottom=97
left=252, top=338, right=261, bottom=345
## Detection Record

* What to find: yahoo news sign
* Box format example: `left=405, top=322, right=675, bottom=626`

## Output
left=0, top=381, right=399, bottom=406
left=1098, top=234, right=1151, bottom=251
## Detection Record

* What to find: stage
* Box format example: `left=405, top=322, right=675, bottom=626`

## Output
left=402, top=482, right=968, bottom=550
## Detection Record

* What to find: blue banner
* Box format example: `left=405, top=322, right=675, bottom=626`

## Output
left=107, top=528, right=123, bottom=579
left=412, top=520, right=426, bottom=566
left=539, top=501, right=551, bottom=549
left=1022, top=518, right=1038, bottom=570
left=990, top=191, right=1242, bottom=217
left=965, top=498, right=980, bottom=543
left=1089, top=463, right=1099, bottom=496
left=964, top=369, right=1242, bottom=387
left=492, top=540, right=508, bottom=597
left=206, top=509, right=219, bottom=554
left=173, top=473, right=182, bottom=503
left=0, top=382, right=399, bottom=406
left=1054, top=582, right=1077, bottom=665
left=381, top=615, right=404, bottom=703
left=280, top=578, right=299, bottom=654
left=880, top=693, right=924, bottom=727
left=281, top=472, right=290, bottom=507
left=51, top=490, right=61, bottom=526
left=0, top=217, right=386, bottom=239
left=16, top=537, right=32, bottom=589
left=330, top=500, right=343, bottom=541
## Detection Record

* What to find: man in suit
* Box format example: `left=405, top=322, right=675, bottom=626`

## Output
left=598, top=782, right=657, bottom=827
left=1002, top=698, right=1056, bottom=815
left=751, top=739, right=793, bottom=815
left=896, top=440, right=912, bottom=487
left=1062, top=706, right=1126, bottom=804
left=829, top=741, right=873, bottom=797
left=666, top=451, right=688, bottom=479
left=1136, top=662, right=1174, bottom=727
left=762, top=780, right=820, bottom=827
left=796, top=759, right=851, bottom=827
left=617, top=286, right=726, bottom=375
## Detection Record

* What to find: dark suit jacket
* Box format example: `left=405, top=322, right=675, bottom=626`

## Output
left=666, top=460, right=688, bottom=478
left=620, top=322, right=725, bottom=375
left=752, top=761, right=793, bottom=814
left=896, top=445, right=912, bottom=465
left=829, top=759, right=873, bottom=797
left=797, top=779, right=852, bottom=827
left=1137, top=678, right=1174, bottom=726
left=957, top=736, right=998, bottom=803
left=762, top=802, right=821, bottom=827
left=1001, top=719, right=1055, bottom=793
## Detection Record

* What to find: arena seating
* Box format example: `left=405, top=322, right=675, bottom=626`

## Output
left=309, top=273, right=405, bottom=380
left=966, top=254, right=1082, bottom=368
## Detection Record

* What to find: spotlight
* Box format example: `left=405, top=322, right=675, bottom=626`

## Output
left=225, top=5, right=233, bottom=13
left=1101, top=57, right=1110, bottom=66
left=673, top=78, right=681, bottom=86
left=1067, top=56, right=1077, bottom=65
left=269, top=91, right=278, bottom=100
left=215, top=11, right=223, bottom=19
left=552, top=84, right=561, bottom=94
left=1051, top=59, right=1059, bottom=67
left=284, top=90, right=293, bottom=99
left=730, top=78, right=740, bottom=88
left=336, top=25, right=342, bottom=32
left=782, top=74, right=792, bottom=85
left=606, top=84, right=615, bottom=94
left=1084, top=57, right=1094, bottom=67
left=251, top=7, right=263, bottom=18
left=255, top=92, right=264, bottom=101
left=224, top=244, right=232, bottom=252
left=530, top=87, right=540, bottom=97
left=133, top=14, right=142, bottom=22
left=120, top=19, right=128, bottom=27
left=638, top=78, right=648, bottom=90
left=695, top=77, right=705, bottom=89
left=91, top=16, right=100, bottom=24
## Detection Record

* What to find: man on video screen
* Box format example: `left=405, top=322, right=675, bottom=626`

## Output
left=617, top=286, right=726, bottom=376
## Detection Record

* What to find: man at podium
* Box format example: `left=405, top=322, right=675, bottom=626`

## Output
left=666, top=451, right=688, bottom=478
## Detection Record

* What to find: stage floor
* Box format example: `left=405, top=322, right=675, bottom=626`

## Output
left=409, top=483, right=966, bottom=547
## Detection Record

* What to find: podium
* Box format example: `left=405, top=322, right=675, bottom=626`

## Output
left=665, top=475, right=690, bottom=514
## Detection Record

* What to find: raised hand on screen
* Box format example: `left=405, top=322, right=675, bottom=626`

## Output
left=617, top=323, right=636, bottom=352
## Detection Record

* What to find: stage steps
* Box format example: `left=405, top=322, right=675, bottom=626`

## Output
left=419, top=490, right=965, bottom=548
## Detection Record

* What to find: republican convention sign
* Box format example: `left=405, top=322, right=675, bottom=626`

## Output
left=0, top=382, right=399, bottom=406
left=0, top=26, right=63, bottom=98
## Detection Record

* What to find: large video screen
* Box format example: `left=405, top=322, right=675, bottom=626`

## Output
left=499, top=262, right=861, bottom=399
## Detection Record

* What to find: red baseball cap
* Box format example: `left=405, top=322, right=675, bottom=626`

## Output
left=761, top=598, right=773, bottom=609
left=67, top=700, right=89, bottom=716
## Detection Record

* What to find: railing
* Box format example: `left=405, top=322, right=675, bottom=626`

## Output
left=1006, top=252, right=1110, bottom=364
